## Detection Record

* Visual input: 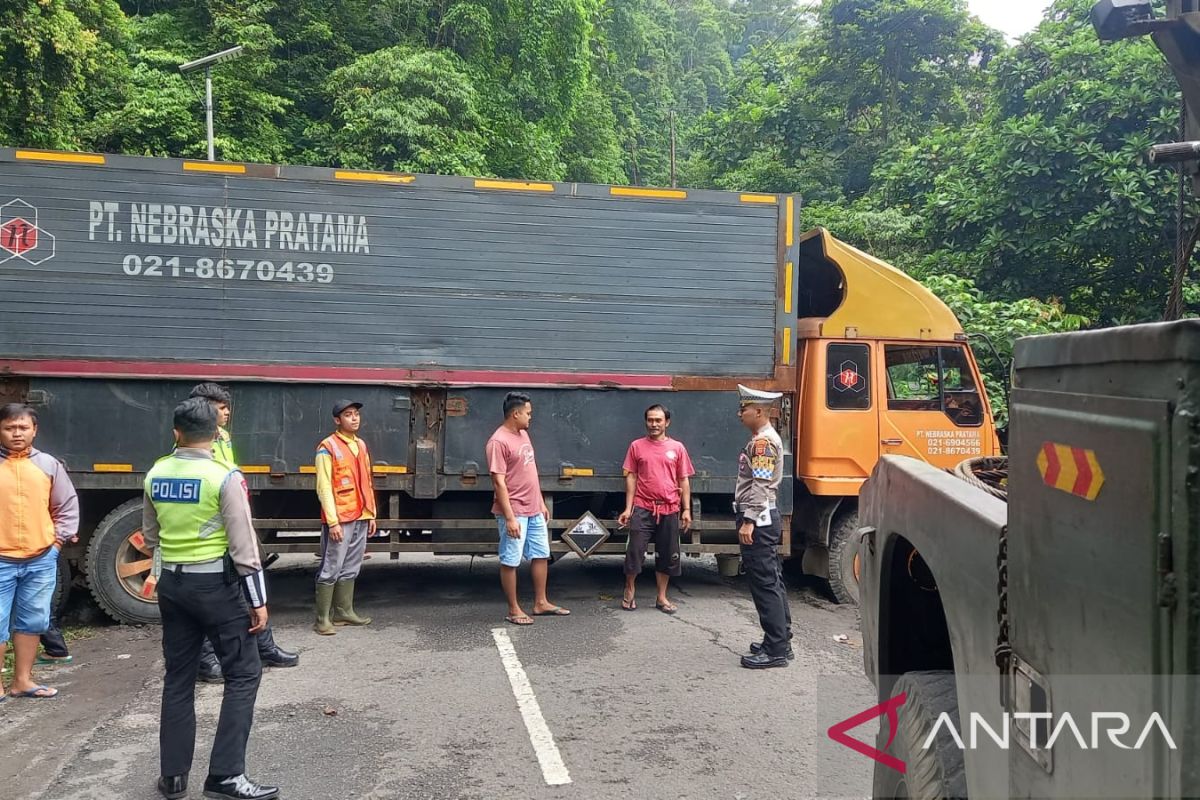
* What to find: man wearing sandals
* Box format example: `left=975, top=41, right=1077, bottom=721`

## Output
left=617, top=404, right=694, bottom=614
left=487, top=392, right=570, bottom=625
left=0, top=403, right=79, bottom=701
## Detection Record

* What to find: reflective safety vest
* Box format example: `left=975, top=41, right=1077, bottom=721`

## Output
left=214, top=427, right=237, bottom=469
left=319, top=434, right=376, bottom=524
left=145, top=453, right=236, bottom=564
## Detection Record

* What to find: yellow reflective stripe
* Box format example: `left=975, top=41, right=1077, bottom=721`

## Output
left=782, top=328, right=792, bottom=365
left=474, top=179, right=555, bottom=192
left=93, top=463, right=133, bottom=472
left=561, top=467, right=594, bottom=477
left=740, top=193, right=777, bottom=204
left=372, top=465, right=408, bottom=474
left=784, top=261, right=794, bottom=314
left=16, top=150, right=105, bottom=165
left=335, top=170, right=415, bottom=184
left=183, top=161, right=246, bottom=174
left=240, top=465, right=271, bottom=474
left=610, top=187, right=687, bottom=200
left=785, top=196, right=794, bottom=246
left=299, top=466, right=317, bottom=474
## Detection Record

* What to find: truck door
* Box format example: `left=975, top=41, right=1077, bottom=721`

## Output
left=877, top=343, right=990, bottom=469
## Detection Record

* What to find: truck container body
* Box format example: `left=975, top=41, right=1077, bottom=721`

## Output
left=0, top=148, right=997, bottom=623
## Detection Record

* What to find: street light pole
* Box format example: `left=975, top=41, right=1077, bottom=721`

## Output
left=205, top=66, right=215, bottom=161
left=179, top=45, right=244, bottom=162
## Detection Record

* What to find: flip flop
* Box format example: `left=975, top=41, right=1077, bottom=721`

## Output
left=655, top=601, right=678, bottom=615
left=533, top=606, right=571, bottom=617
left=621, top=597, right=637, bottom=611
left=10, top=685, right=58, bottom=699
left=505, top=614, right=534, bottom=626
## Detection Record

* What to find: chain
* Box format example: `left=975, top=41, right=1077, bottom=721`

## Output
left=994, top=524, right=1010, bottom=672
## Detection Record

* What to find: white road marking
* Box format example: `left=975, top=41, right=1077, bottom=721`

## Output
left=491, top=627, right=572, bottom=786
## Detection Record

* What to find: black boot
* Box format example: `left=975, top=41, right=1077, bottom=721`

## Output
left=749, top=641, right=796, bottom=660
left=158, top=775, right=188, bottom=800
left=197, top=638, right=223, bottom=683
left=256, top=623, right=299, bottom=668
left=203, top=774, right=279, bottom=800
left=740, top=651, right=790, bottom=669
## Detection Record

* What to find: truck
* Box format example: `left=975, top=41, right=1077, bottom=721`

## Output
left=0, top=148, right=999, bottom=625
left=852, top=3, right=1200, bottom=797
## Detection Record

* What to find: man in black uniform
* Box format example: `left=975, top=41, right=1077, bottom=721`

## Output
left=734, top=385, right=793, bottom=669
left=188, top=382, right=298, bottom=683
left=143, top=398, right=280, bottom=800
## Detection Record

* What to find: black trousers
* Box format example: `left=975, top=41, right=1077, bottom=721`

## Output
left=158, top=569, right=262, bottom=778
left=739, top=510, right=791, bottom=656
left=41, top=619, right=69, bottom=657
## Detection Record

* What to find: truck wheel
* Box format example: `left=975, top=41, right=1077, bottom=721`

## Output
left=51, top=548, right=72, bottom=616
left=87, top=499, right=161, bottom=625
left=873, top=671, right=966, bottom=800
left=827, top=510, right=861, bottom=605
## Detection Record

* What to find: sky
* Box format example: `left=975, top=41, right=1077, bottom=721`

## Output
left=968, top=0, right=1048, bottom=39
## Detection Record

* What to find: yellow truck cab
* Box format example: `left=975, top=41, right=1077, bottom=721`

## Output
left=792, top=229, right=1002, bottom=603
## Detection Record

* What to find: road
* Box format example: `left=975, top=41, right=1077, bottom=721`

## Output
left=2, top=554, right=874, bottom=800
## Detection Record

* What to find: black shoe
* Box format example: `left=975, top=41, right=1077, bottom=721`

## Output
left=203, top=774, right=279, bottom=800
left=158, top=775, right=188, bottom=800
left=197, top=655, right=223, bottom=683
left=256, top=626, right=299, bottom=668
left=259, top=645, right=299, bottom=668
left=740, top=651, right=790, bottom=669
left=749, top=641, right=796, bottom=660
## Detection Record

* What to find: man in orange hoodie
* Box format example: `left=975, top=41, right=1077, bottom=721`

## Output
left=0, top=403, right=79, bottom=700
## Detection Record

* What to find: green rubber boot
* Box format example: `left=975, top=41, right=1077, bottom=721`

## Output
left=313, top=583, right=337, bottom=635
left=332, top=579, right=371, bottom=626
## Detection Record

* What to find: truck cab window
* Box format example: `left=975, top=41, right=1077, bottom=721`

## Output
left=885, top=345, right=983, bottom=427
left=826, top=343, right=871, bottom=410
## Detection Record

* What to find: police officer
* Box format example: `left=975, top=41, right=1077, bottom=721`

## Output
left=188, top=382, right=298, bottom=682
left=734, top=385, right=793, bottom=669
left=143, top=398, right=279, bottom=800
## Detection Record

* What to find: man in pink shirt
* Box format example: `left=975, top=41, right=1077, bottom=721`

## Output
left=617, top=404, right=694, bottom=613
left=486, top=392, right=570, bottom=625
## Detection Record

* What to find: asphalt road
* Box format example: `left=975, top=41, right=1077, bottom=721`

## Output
left=2, top=554, right=874, bottom=800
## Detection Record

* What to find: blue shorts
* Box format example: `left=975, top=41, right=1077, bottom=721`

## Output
left=0, top=547, right=58, bottom=636
left=497, top=514, right=551, bottom=567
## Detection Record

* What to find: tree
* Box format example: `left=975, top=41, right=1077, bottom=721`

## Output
left=877, top=0, right=1181, bottom=323
left=0, top=0, right=128, bottom=150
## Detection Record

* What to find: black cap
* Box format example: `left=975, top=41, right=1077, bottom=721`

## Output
left=332, top=399, right=363, bottom=417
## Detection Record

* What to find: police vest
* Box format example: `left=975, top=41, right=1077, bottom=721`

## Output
left=319, top=434, right=377, bottom=524
left=213, top=428, right=237, bottom=469
left=145, top=454, right=236, bottom=564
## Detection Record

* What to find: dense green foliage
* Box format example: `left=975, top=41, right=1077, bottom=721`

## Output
left=0, top=0, right=1189, bottom=340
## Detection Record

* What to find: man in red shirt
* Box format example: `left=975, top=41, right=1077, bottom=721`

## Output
left=487, top=392, right=570, bottom=625
left=617, top=404, right=694, bottom=613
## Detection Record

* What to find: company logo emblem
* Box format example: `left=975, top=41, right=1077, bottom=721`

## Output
left=827, top=692, right=908, bottom=774
left=835, top=361, right=864, bottom=392
left=0, top=199, right=56, bottom=265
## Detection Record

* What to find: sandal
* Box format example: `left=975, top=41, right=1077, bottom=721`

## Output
left=621, top=597, right=637, bottom=611
left=655, top=601, right=678, bottom=615
left=10, top=685, right=58, bottom=698
left=505, top=614, right=534, bottom=626
left=533, top=606, right=571, bottom=617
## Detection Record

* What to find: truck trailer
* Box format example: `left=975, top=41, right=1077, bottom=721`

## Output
left=0, top=148, right=999, bottom=624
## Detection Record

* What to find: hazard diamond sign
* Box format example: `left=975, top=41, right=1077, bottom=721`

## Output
left=1036, top=442, right=1105, bottom=501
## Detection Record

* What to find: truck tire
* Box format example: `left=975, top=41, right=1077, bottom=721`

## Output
left=51, top=548, right=72, bottom=616
left=873, top=671, right=966, bottom=800
left=87, top=499, right=161, bottom=625
left=827, top=510, right=861, bottom=605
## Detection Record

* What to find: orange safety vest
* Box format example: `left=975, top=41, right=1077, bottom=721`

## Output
left=319, top=434, right=377, bottom=524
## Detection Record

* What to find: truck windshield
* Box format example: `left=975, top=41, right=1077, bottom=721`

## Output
left=884, top=345, right=983, bottom=427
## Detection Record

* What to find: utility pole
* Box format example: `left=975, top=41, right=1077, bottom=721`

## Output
left=669, top=111, right=677, bottom=188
